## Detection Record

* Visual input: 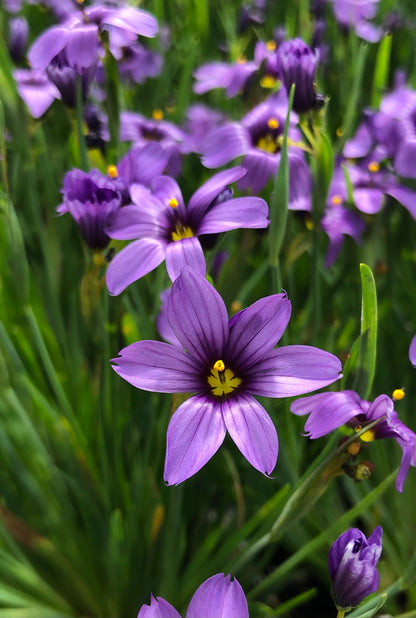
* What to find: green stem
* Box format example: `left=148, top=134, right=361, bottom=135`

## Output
left=337, top=611, right=346, bottom=618
left=75, top=76, right=88, bottom=171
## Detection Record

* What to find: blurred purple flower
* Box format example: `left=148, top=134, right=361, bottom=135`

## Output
left=290, top=390, right=416, bottom=492
left=331, top=0, right=382, bottom=42
left=182, top=104, right=228, bottom=154
left=276, top=38, right=324, bottom=114
left=329, top=526, right=383, bottom=610
left=201, top=91, right=312, bottom=202
left=28, top=5, right=158, bottom=72
left=137, top=573, right=249, bottom=618
left=7, top=16, right=29, bottom=63
left=112, top=267, right=342, bottom=484
left=13, top=69, right=61, bottom=119
left=105, top=166, right=269, bottom=293
left=58, top=168, right=122, bottom=250
left=193, top=58, right=259, bottom=99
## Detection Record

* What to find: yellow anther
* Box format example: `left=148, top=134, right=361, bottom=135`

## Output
left=107, top=164, right=118, bottom=178
left=168, top=197, right=178, bottom=208
left=331, top=194, right=343, bottom=205
left=360, top=429, right=375, bottom=443
left=171, top=224, right=194, bottom=242
left=236, top=54, right=247, bottom=64
left=213, top=360, right=225, bottom=372
left=267, top=117, right=279, bottom=130
left=266, top=40, right=277, bottom=51
left=152, top=108, right=164, bottom=121
left=231, top=300, right=242, bottom=314
left=260, top=75, right=278, bottom=89
left=392, top=388, right=405, bottom=401
left=257, top=134, right=278, bottom=154
left=336, top=127, right=344, bottom=137
left=368, top=161, right=380, bottom=173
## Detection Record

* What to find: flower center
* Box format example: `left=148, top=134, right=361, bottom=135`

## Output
left=107, top=164, right=118, bottom=178
left=171, top=223, right=194, bottom=242
left=368, top=161, right=380, bottom=173
left=256, top=133, right=279, bottom=154
left=331, top=194, right=343, bottom=205
left=207, top=360, right=242, bottom=397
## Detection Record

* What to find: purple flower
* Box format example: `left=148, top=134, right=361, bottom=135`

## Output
left=111, top=267, right=342, bottom=484
left=13, top=69, right=61, bottom=119
left=201, top=91, right=312, bottom=201
left=7, top=16, right=29, bottom=63
left=58, top=168, right=122, bottom=250
left=105, top=166, right=269, bottom=293
left=329, top=526, right=382, bottom=610
left=290, top=391, right=416, bottom=492
left=137, top=573, right=249, bottom=618
left=28, top=5, right=158, bottom=72
left=331, top=0, right=382, bottom=42
left=45, top=51, right=96, bottom=108
left=276, top=38, right=324, bottom=114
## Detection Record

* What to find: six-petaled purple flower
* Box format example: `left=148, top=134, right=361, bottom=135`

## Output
left=111, top=267, right=342, bottom=484
left=329, top=526, right=383, bottom=611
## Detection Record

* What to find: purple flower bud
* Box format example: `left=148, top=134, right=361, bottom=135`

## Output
left=329, top=526, right=383, bottom=611
left=8, top=16, right=29, bottom=63
left=276, top=38, right=323, bottom=114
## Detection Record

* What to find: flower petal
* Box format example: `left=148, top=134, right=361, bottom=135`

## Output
left=197, top=196, right=269, bottom=234
left=188, top=166, right=248, bottom=223
left=28, top=27, right=68, bottom=70
left=201, top=125, right=250, bottom=168
left=185, top=574, right=249, bottom=618
left=138, top=594, right=181, bottom=618
left=164, top=395, right=226, bottom=485
left=111, top=340, right=203, bottom=393
left=165, top=237, right=206, bottom=282
left=226, top=293, right=291, bottom=371
left=106, top=238, right=165, bottom=295
left=106, top=199, right=167, bottom=240
left=247, top=345, right=342, bottom=398
left=222, top=393, right=278, bottom=476
left=290, top=391, right=364, bottom=438
left=167, top=267, right=229, bottom=364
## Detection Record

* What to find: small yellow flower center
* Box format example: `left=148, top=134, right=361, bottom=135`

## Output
left=331, top=194, right=343, bottom=205
left=358, top=429, right=375, bottom=443
left=152, top=108, right=164, bottom=121
left=260, top=75, right=278, bottom=89
left=266, top=40, right=277, bottom=51
left=171, top=224, right=194, bottom=242
left=208, top=361, right=242, bottom=397
left=368, top=161, right=380, bottom=173
left=168, top=197, right=178, bottom=209
left=257, top=134, right=278, bottom=154
left=392, top=388, right=405, bottom=401
left=107, top=164, right=118, bottom=178
left=236, top=54, right=247, bottom=64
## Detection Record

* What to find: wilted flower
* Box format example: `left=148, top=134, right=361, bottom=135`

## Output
left=329, top=526, right=383, bottom=611
left=138, top=573, right=249, bottom=618
left=112, top=267, right=342, bottom=484
left=58, top=168, right=122, bottom=250
left=105, top=166, right=269, bottom=293
left=275, top=38, right=324, bottom=114
left=290, top=390, right=416, bottom=492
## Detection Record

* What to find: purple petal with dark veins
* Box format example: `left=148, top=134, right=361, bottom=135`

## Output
left=290, top=391, right=363, bottom=438
left=167, top=267, right=229, bottom=364
left=201, top=124, right=250, bottom=168
left=164, top=395, right=227, bottom=485
left=106, top=200, right=168, bottom=240
left=247, top=345, right=342, bottom=397
left=106, top=237, right=165, bottom=295
left=226, top=293, right=291, bottom=371
left=222, top=393, right=278, bottom=476
left=197, top=196, right=269, bottom=234
left=188, top=167, right=247, bottom=223
left=28, top=27, right=69, bottom=70
left=111, top=340, right=202, bottom=393
left=165, top=237, right=206, bottom=282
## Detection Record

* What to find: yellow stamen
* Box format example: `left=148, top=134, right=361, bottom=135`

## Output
left=152, top=108, right=164, bottom=121
left=257, top=134, right=278, bottom=154
left=168, top=197, right=178, bottom=209
left=213, top=359, right=225, bottom=372
left=392, top=388, right=405, bottom=401
left=171, top=224, right=194, bottom=242
left=231, top=300, right=242, bottom=314
left=236, top=54, right=247, bottom=64
left=331, top=194, right=343, bottom=205
left=266, top=40, right=277, bottom=51
left=368, top=161, right=380, bottom=173
left=360, top=429, right=375, bottom=443
left=267, top=117, right=279, bottom=130
left=260, top=75, right=278, bottom=89
left=107, top=164, right=118, bottom=178
left=208, top=364, right=242, bottom=397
